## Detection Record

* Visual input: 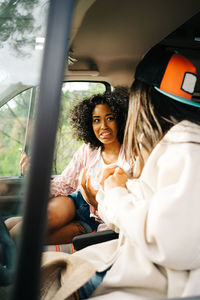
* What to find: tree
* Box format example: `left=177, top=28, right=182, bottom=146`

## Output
left=0, top=0, right=43, bottom=56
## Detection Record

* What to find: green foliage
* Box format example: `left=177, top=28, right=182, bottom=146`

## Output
left=0, top=145, right=21, bottom=175
left=0, top=0, right=45, bottom=56
left=0, top=89, right=30, bottom=176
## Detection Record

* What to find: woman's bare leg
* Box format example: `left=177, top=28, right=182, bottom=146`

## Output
left=5, top=196, right=78, bottom=245
left=47, top=221, right=86, bottom=245
left=47, top=196, right=76, bottom=231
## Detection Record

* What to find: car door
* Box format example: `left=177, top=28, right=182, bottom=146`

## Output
left=8, top=1, right=76, bottom=300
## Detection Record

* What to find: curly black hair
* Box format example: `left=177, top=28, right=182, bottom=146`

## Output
left=70, top=87, right=129, bottom=149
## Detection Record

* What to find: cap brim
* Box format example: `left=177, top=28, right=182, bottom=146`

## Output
left=154, top=87, right=200, bottom=108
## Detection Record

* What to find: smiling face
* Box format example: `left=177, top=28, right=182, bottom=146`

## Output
left=92, top=104, right=118, bottom=146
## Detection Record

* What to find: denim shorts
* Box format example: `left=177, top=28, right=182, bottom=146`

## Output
left=78, top=267, right=111, bottom=299
left=68, top=191, right=99, bottom=233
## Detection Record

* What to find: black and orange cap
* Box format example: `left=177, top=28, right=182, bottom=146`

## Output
left=135, top=45, right=200, bottom=108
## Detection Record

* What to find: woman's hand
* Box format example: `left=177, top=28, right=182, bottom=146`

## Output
left=98, top=165, right=118, bottom=188
left=99, top=166, right=128, bottom=192
left=19, top=152, right=30, bottom=175
left=79, top=168, right=98, bottom=210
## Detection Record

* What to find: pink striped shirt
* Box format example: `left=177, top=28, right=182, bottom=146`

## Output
left=50, top=143, right=129, bottom=197
left=50, top=143, right=100, bottom=197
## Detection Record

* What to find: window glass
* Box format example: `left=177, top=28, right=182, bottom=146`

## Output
left=0, top=88, right=37, bottom=176
left=52, top=82, right=107, bottom=175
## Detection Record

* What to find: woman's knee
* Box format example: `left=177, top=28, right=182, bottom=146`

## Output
left=47, top=221, right=86, bottom=245
left=47, top=196, right=76, bottom=230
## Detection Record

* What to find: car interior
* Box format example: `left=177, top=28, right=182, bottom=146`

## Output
left=0, top=0, right=200, bottom=299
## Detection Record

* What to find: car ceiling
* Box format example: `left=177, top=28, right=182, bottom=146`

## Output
left=65, top=0, right=200, bottom=90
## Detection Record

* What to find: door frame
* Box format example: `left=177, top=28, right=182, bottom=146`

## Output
left=10, top=1, right=75, bottom=300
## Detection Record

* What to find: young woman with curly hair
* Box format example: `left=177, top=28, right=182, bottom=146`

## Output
left=45, top=87, right=130, bottom=244
left=8, top=88, right=129, bottom=246
left=6, top=88, right=129, bottom=247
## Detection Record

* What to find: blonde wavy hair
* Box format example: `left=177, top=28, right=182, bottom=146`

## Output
left=124, top=80, right=175, bottom=177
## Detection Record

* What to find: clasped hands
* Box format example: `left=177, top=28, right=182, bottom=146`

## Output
left=79, top=165, right=128, bottom=210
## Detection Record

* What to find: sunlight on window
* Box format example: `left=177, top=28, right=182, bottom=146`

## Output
left=62, top=82, right=89, bottom=92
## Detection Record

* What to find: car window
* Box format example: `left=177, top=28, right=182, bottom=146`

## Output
left=53, top=81, right=107, bottom=175
left=0, top=88, right=37, bottom=177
